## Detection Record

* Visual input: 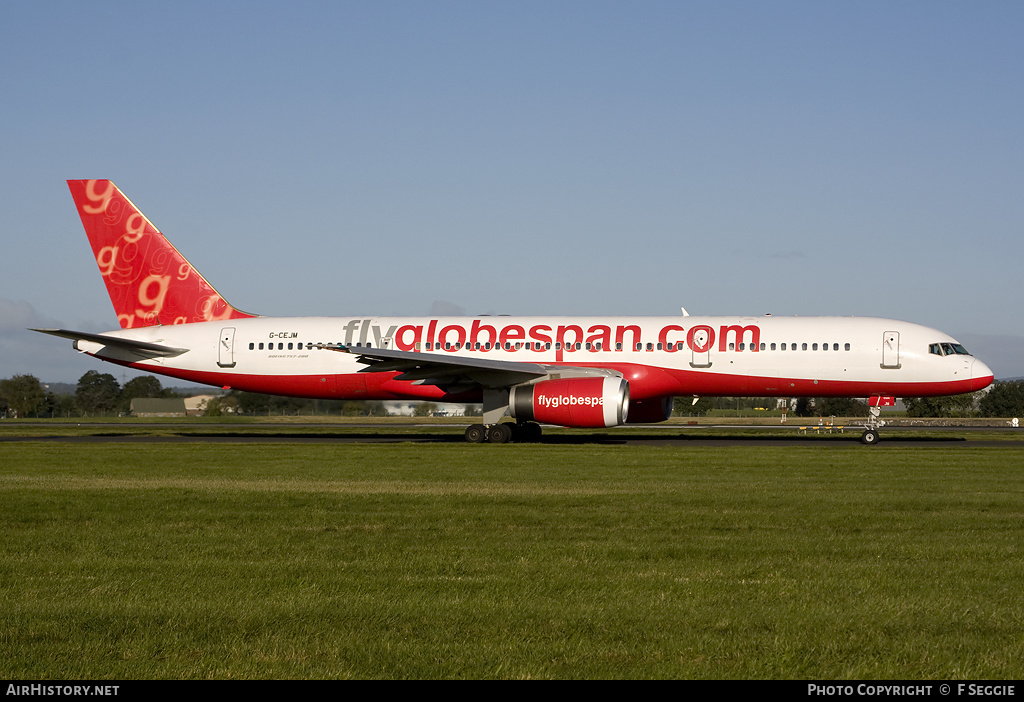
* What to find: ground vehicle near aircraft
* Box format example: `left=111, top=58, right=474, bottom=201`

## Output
left=35, top=180, right=994, bottom=443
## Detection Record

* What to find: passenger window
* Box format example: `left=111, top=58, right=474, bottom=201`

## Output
left=249, top=342, right=254, bottom=350
left=770, top=343, right=776, bottom=351
left=802, top=343, right=808, bottom=351
left=616, top=343, right=622, bottom=351
left=845, top=343, right=851, bottom=351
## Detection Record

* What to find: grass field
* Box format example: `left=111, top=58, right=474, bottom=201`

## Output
left=2, top=432, right=1023, bottom=679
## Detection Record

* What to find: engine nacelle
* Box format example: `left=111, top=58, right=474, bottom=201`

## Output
left=626, top=397, right=674, bottom=423
left=509, top=377, right=629, bottom=428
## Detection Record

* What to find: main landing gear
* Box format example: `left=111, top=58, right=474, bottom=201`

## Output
left=464, top=387, right=542, bottom=443
left=464, top=421, right=543, bottom=444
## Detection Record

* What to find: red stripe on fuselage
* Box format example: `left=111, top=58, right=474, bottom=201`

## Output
left=119, top=358, right=991, bottom=403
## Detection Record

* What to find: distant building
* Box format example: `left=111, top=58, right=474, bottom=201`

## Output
left=383, top=401, right=467, bottom=417
left=184, top=395, right=223, bottom=416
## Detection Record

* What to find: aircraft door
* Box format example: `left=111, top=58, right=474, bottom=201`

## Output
left=881, top=331, right=900, bottom=369
left=689, top=328, right=712, bottom=368
left=218, top=327, right=237, bottom=368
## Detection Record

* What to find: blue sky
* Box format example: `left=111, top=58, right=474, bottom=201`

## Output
left=2, top=1, right=1022, bottom=383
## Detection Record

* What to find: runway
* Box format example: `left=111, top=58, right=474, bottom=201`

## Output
left=2, top=422, right=1021, bottom=447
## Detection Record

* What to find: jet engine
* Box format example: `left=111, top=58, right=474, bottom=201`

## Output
left=625, top=396, right=674, bottom=423
left=509, top=377, right=629, bottom=428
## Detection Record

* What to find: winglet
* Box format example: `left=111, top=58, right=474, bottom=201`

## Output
left=66, top=180, right=258, bottom=328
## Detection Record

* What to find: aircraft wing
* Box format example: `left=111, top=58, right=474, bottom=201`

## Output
left=318, top=344, right=621, bottom=391
left=31, top=328, right=189, bottom=360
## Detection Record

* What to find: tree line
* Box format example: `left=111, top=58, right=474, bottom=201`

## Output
left=0, top=371, right=451, bottom=418
left=2, top=371, right=1023, bottom=419
left=674, top=384, right=1024, bottom=419
left=0, top=371, right=180, bottom=418
left=904, top=382, right=1024, bottom=418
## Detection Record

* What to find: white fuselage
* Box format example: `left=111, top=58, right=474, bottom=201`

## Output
left=77, top=314, right=994, bottom=403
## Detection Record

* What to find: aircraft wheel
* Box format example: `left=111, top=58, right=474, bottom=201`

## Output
left=519, top=421, right=543, bottom=442
left=464, top=424, right=486, bottom=443
left=861, top=429, right=880, bottom=445
left=488, top=423, right=512, bottom=444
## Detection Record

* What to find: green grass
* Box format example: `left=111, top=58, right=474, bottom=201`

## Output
left=2, top=441, right=1023, bottom=678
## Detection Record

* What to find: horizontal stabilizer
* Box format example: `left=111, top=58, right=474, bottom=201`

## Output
left=31, top=328, right=189, bottom=359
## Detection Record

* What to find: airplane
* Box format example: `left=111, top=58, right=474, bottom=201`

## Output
left=34, top=179, right=995, bottom=444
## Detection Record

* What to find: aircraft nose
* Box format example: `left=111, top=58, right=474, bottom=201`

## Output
left=971, top=359, right=995, bottom=390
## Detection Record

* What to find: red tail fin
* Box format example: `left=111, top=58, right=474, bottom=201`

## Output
left=67, top=180, right=257, bottom=328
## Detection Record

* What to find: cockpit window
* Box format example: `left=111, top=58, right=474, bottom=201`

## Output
left=931, top=342, right=972, bottom=357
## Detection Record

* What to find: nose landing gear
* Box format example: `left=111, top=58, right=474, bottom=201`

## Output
left=861, top=427, right=880, bottom=445
left=860, top=396, right=894, bottom=445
